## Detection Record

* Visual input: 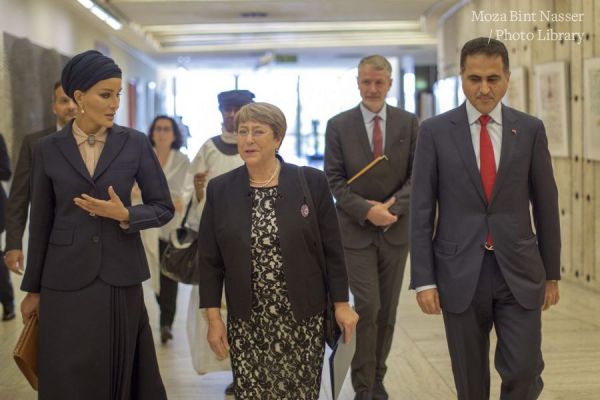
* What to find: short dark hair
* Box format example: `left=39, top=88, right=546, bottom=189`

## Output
left=52, top=81, right=62, bottom=102
left=460, top=37, right=509, bottom=73
left=148, top=115, right=184, bottom=150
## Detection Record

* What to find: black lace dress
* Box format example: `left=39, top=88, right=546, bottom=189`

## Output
left=228, top=186, right=324, bottom=400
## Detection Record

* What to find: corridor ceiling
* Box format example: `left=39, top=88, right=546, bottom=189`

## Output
left=68, top=0, right=462, bottom=66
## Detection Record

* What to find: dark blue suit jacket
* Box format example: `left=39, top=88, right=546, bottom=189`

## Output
left=410, top=103, right=561, bottom=313
left=21, top=121, right=174, bottom=293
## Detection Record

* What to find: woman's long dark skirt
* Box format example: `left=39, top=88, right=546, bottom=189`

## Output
left=38, top=279, right=167, bottom=400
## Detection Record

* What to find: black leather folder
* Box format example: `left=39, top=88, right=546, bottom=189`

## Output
left=347, top=155, right=396, bottom=202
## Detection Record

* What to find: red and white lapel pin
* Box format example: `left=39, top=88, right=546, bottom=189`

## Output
left=300, top=203, right=309, bottom=218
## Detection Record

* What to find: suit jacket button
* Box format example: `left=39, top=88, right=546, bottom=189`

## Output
left=92, top=235, right=100, bottom=243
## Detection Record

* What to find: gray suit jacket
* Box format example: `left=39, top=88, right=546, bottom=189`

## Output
left=21, top=121, right=174, bottom=293
left=324, top=104, right=418, bottom=249
left=410, top=103, right=561, bottom=313
left=5, top=127, right=55, bottom=250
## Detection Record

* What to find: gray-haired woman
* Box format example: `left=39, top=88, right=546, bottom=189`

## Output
left=198, top=102, right=358, bottom=399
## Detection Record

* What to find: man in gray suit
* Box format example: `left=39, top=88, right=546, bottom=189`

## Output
left=4, top=81, right=76, bottom=274
left=325, top=55, right=418, bottom=400
left=410, top=37, right=561, bottom=400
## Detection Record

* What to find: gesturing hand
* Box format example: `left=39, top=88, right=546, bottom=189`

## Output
left=194, top=171, right=209, bottom=202
left=74, top=186, right=129, bottom=222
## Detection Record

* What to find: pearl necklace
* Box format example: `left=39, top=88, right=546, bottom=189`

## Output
left=249, top=160, right=280, bottom=187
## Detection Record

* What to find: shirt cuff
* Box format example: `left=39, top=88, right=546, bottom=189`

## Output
left=415, top=284, right=437, bottom=292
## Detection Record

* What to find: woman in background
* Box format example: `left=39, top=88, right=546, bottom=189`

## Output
left=140, top=115, right=190, bottom=343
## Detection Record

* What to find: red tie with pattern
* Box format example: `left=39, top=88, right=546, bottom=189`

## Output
left=372, top=116, right=383, bottom=158
left=479, top=114, right=495, bottom=248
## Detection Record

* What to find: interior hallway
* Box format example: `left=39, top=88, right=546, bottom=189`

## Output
left=1, top=265, right=599, bottom=399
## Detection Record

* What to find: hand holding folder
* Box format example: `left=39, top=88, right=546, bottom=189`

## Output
left=329, top=328, right=357, bottom=400
left=13, top=313, right=39, bottom=390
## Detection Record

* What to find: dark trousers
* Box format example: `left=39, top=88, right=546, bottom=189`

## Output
left=0, top=250, right=14, bottom=310
left=442, top=251, right=544, bottom=400
left=345, top=236, right=409, bottom=392
left=157, top=239, right=178, bottom=328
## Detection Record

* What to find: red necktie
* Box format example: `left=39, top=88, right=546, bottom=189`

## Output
left=479, top=115, right=495, bottom=248
left=372, top=116, right=383, bottom=158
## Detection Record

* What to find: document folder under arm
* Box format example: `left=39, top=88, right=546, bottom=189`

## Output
left=346, top=155, right=396, bottom=202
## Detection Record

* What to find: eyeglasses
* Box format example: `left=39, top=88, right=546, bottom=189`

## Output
left=235, top=129, right=268, bottom=137
left=153, top=126, right=173, bottom=133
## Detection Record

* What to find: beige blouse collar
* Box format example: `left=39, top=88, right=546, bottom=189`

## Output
left=72, top=120, right=108, bottom=145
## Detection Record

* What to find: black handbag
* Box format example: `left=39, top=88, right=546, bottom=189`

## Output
left=297, top=167, right=342, bottom=349
left=160, top=199, right=200, bottom=285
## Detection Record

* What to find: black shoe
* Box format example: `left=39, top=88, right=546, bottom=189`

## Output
left=372, top=380, right=389, bottom=400
left=160, top=326, right=173, bottom=344
left=224, top=382, right=235, bottom=395
left=354, top=390, right=372, bottom=400
left=2, top=304, right=15, bottom=321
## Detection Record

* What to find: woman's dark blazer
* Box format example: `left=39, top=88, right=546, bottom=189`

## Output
left=21, top=121, right=174, bottom=293
left=198, top=160, right=349, bottom=322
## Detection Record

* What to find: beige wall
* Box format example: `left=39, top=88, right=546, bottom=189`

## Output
left=438, top=0, right=600, bottom=291
left=0, top=0, right=158, bottom=152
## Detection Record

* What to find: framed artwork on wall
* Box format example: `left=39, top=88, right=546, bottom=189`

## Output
left=534, top=61, right=570, bottom=157
left=583, top=57, right=600, bottom=161
left=505, top=66, right=527, bottom=113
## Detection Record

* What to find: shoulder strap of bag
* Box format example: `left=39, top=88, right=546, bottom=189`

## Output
left=180, top=197, right=195, bottom=229
left=297, top=167, right=330, bottom=293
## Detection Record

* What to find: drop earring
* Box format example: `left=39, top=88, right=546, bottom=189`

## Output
left=81, top=106, right=85, bottom=114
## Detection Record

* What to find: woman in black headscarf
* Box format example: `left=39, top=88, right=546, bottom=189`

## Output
left=20, top=50, right=172, bottom=399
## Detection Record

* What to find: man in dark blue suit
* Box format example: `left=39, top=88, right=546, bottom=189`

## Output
left=410, top=38, right=561, bottom=400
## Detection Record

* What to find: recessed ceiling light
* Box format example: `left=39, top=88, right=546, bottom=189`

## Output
left=240, top=11, right=268, bottom=18
left=76, top=0, right=122, bottom=30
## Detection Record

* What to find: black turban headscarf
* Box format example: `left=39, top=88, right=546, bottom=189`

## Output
left=61, top=50, right=122, bottom=100
left=217, top=90, right=255, bottom=110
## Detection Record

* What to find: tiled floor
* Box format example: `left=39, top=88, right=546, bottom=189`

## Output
left=2, top=267, right=599, bottom=399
